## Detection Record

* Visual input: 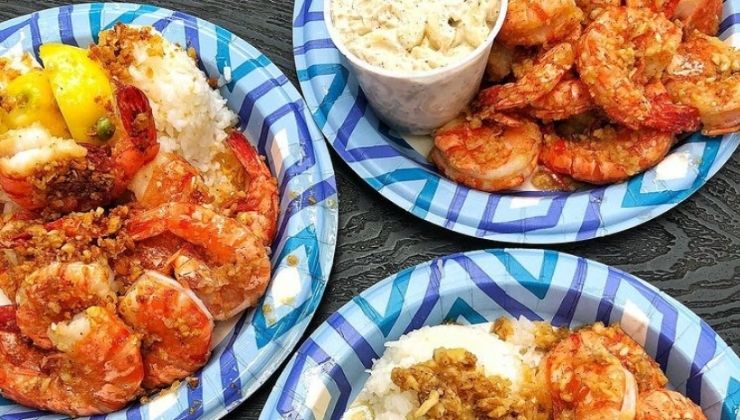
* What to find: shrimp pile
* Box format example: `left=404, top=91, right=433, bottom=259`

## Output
left=0, top=24, right=279, bottom=416
left=432, top=0, right=738, bottom=191
left=490, top=319, right=707, bottom=419
left=537, top=323, right=707, bottom=419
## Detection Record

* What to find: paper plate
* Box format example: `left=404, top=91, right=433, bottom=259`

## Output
left=263, top=249, right=740, bottom=419
left=292, top=0, right=739, bottom=244
left=0, top=3, right=338, bottom=419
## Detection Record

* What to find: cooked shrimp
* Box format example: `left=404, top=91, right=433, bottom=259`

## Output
left=673, top=0, right=723, bottom=35
left=577, top=7, right=701, bottom=133
left=486, top=43, right=515, bottom=83
left=0, top=306, right=144, bottom=416
left=113, top=232, right=186, bottom=287
left=430, top=116, right=543, bottom=192
left=530, top=77, right=595, bottom=121
left=625, top=0, right=680, bottom=16
left=626, top=0, right=722, bottom=35
left=0, top=84, right=158, bottom=214
left=130, top=131, right=278, bottom=246
left=664, top=31, right=740, bottom=136
left=498, top=0, right=584, bottom=47
left=578, top=323, right=668, bottom=392
left=530, top=165, right=583, bottom=191
left=128, top=151, right=213, bottom=209
left=636, top=389, right=707, bottom=419
left=476, top=43, right=575, bottom=113
left=223, top=131, right=279, bottom=246
left=15, top=261, right=117, bottom=349
left=541, top=327, right=638, bottom=419
left=540, top=122, right=675, bottom=184
left=119, top=271, right=213, bottom=389
left=126, top=202, right=271, bottom=320
left=576, top=0, right=620, bottom=21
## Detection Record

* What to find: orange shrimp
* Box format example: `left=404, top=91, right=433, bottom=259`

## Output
left=15, top=262, right=117, bottom=349
left=576, top=0, right=620, bottom=21
left=539, top=122, right=675, bottom=184
left=663, top=31, right=740, bottom=136
left=128, top=152, right=213, bottom=209
left=126, top=202, right=271, bottom=320
left=625, top=0, right=681, bottom=16
left=118, top=271, right=213, bottom=389
left=110, top=84, right=159, bottom=185
left=541, top=327, right=639, bottom=419
left=576, top=7, right=701, bottom=133
left=0, top=305, right=144, bottom=416
left=578, top=323, right=668, bottom=392
left=129, top=131, right=278, bottom=246
left=672, top=0, right=723, bottom=35
left=485, top=42, right=515, bottom=83
left=223, top=131, right=279, bottom=246
left=430, top=116, right=543, bottom=192
left=636, top=389, right=707, bottom=419
left=476, top=43, right=575, bottom=113
left=0, top=84, right=158, bottom=214
left=530, top=77, right=595, bottom=121
left=499, top=0, right=584, bottom=47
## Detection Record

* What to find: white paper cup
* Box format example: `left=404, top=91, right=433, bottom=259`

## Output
left=324, top=0, right=508, bottom=135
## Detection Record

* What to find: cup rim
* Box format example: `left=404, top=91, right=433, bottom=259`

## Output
left=323, top=0, right=509, bottom=80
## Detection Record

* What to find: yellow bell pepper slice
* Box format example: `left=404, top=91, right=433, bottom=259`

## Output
left=39, top=43, right=114, bottom=144
left=2, top=69, right=71, bottom=138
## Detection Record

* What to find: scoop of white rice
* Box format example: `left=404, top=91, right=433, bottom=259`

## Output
left=345, top=321, right=543, bottom=420
left=122, top=27, right=238, bottom=189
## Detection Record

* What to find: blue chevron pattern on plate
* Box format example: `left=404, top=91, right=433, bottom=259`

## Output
left=0, top=3, right=338, bottom=419
left=262, top=249, right=740, bottom=420
left=292, top=0, right=740, bottom=244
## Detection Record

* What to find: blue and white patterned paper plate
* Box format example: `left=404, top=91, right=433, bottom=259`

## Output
left=0, top=3, right=338, bottom=419
left=263, top=249, right=740, bottom=420
left=292, top=0, right=740, bottom=244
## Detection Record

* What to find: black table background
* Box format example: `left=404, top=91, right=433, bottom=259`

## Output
left=1, top=1, right=738, bottom=419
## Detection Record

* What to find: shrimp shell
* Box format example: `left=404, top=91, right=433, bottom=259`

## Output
left=476, top=43, right=575, bottom=113
left=119, top=271, right=213, bottom=389
left=431, top=117, right=542, bottom=192
left=539, top=123, right=676, bottom=184
left=0, top=306, right=144, bottom=416
left=499, top=0, right=584, bottom=47
left=636, top=389, right=707, bottom=419
left=576, top=7, right=701, bottom=133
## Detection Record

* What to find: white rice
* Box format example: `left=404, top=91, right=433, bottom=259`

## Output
left=345, top=320, right=545, bottom=420
left=122, top=27, right=238, bottom=189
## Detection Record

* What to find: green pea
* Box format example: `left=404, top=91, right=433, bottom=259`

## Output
left=95, top=117, right=115, bottom=141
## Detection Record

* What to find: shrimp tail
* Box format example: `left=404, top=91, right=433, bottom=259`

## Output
left=0, top=305, right=18, bottom=333
left=112, top=85, right=159, bottom=181
left=647, top=94, right=701, bottom=133
left=125, top=207, right=169, bottom=240
left=115, top=85, right=157, bottom=154
left=225, top=130, right=279, bottom=245
left=226, top=131, right=271, bottom=180
left=0, top=177, right=37, bottom=209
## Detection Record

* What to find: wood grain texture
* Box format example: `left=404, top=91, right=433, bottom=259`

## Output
left=1, top=1, right=738, bottom=419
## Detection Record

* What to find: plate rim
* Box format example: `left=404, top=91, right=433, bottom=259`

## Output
left=291, top=0, right=740, bottom=244
left=0, top=3, right=339, bottom=419
left=261, top=248, right=740, bottom=419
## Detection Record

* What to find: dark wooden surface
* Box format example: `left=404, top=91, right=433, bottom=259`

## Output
left=2, top=1, right=738, bottom=419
